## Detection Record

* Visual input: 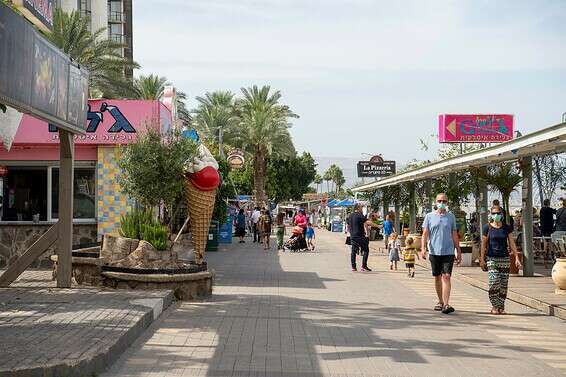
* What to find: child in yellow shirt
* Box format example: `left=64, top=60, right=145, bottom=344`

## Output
left=402, top=237, right=419, bottom=278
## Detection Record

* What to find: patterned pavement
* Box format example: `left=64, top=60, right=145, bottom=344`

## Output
left=103, top=229, right=566, bottom=377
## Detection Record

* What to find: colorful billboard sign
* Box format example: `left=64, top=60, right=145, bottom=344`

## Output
left=21, top=0, right=55, bottom=30
left=438, top=114, right=514, bottom=143
left=0, top=2, right=88, bottom=134
left=9, top=100, right=170, bottom=145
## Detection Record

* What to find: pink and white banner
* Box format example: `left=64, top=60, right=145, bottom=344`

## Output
left=438, top=114, right=514, bottom=143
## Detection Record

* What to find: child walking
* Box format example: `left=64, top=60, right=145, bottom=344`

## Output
left=306, top=223, right=316, bottom=251
left=276, top=213, right=286, bottom=250
left=403, top=237, right=419, bottom=278
left=388, top=232, right=401, bottom=270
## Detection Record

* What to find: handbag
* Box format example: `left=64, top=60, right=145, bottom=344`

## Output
left=345, top=236, right=351, bottom=245
left=481, top=227, right=490, bottom=271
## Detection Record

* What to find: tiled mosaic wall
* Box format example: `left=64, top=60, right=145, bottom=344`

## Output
left=96, top=146, right=132, bottom=239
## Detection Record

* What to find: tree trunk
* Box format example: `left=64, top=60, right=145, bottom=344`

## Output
left=253, top=145, right=267, bottom=206
left=502, top=193, right=511, bottom=224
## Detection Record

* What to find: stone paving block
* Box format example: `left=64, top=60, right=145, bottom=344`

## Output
left=0, top=270, right=173, bottom=377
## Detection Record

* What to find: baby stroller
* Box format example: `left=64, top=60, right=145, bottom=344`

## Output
left=284, top=226, right=308, bottom=252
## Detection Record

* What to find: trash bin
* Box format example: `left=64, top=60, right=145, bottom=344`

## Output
left=206, top=220, right=219, bottom=252
left=218, top=216, right=233, bottom=244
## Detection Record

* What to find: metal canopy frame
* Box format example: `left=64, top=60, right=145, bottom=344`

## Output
left=352, top=121, right=566, bottom=192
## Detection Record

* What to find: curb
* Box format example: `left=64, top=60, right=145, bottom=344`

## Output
left=1, top=290, right=174, bottom=377
left=368, top=243, right=566, bottom=321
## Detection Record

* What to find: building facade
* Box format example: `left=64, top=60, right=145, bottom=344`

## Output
left=60, top=0, right=133, bottom=77
left=0, top=100, right=171, bottom=267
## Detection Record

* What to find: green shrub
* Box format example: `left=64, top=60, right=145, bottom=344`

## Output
left=141, top=224, right=168, bottom=251
left=119, top=208, right=156, bottom=240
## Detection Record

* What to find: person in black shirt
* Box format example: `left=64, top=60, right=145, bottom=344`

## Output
left=540, top=199, right=556, bottom=236
left=556, top=199, right=566, bottom=232
left=347, top=204, right=379, bottom=272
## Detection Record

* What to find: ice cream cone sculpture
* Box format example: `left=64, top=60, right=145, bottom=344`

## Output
left=184, top=144, right=221, bottom=264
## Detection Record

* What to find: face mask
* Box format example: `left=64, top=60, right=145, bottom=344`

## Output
left=490, top=214, right=502, bottom=222
left=437, top=202, right=447, bottom=210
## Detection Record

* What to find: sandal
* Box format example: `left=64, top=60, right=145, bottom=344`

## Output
left=434, top=303, right=444, bottom=311
left=490, top=308, right=499, bottom=315
left=442, top=305, right=455, bottom=314
left=498, top=309, right=507, bottom=315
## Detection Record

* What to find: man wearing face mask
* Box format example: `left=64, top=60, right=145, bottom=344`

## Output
left=421, top=193, right=462, bottom=314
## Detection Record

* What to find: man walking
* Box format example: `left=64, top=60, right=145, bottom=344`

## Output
left=420, top=193, right=462, bottom=314
left=251, top=206, right=261, bottom=243
left=347, top=204, right=379, bottom=272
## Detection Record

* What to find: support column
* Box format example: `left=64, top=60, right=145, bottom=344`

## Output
left=478, top=169, right=489, bottom=238
left=521, top=157, right=534, bottom=277
left=57, top=130, right=74, bottom=288
left=394, top=200, right=400, bottom=234
left=408, top=182, right=416, bottom=233
left=382, top=195, right=390, bottom=221
left=424, top=178, right=433, bottom=214
left=448, top=173, right=457, bottom=208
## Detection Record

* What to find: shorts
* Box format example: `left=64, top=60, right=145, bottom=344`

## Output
left=405, top=263, right=415, bottom=269
left=541, top=229, right=553, bottom=237
left=429, top=254, right=455, bottom=276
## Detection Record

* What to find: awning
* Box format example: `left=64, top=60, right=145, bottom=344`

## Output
left=352, top=121, right=566, bottom=192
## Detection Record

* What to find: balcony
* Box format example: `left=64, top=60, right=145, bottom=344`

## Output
left=108, top=11, right=124, bottom=23
left=109, top=33, right=125, bottom=44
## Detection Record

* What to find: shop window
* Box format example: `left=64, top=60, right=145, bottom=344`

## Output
left=51, top=168, right=96, bottom=220
left=1, top=168, right=48, bottom=221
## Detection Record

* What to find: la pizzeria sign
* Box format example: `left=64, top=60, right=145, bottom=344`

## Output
left=357, top=155, right=396, bottom=178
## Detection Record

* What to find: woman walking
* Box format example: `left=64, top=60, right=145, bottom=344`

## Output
left=235, top=209, right=247, bottom=243
left=480, top=205, right=522, bottom=314
left=276, top=213, right=286, bottom=250
left=259, top=209, right=273, bottom=250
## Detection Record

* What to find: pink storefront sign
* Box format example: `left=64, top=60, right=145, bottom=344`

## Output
left=9, top=99, right=171, bottom=146
left=438, top=114, right=514, bottom=143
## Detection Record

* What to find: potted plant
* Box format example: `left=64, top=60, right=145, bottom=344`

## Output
left=551, top=237, right=566, bottom=293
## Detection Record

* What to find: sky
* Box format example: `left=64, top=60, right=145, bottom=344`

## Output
left=133, top=0, right=566, bottom=169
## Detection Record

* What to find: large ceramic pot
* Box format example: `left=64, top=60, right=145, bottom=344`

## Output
left=552, top=258, right=566, bottom=291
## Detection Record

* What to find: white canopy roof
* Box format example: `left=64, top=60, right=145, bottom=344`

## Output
left=352, top=121, right=566, bottom=192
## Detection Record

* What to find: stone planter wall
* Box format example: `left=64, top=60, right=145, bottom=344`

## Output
left=0, top=224, right=98, bottom=268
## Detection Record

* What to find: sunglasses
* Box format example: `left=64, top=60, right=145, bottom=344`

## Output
left=436, top=200, right=448, bottom=203
left=491, top=212, right=501, bottom=215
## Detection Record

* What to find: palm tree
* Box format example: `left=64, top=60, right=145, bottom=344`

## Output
left=175, top=90, right=191, bottom=127
left=481, top=162, right=524, bottom=223
left=48, top=8, right=139, bottom=98
left=228, top=85, right=297, bottom=205
left=134, top=74, right=169, bottom=100
left=191, top=91, right=238, bottom=156
left=314, top=174, right=322, bottom=193
left=323, top=170, right=332, bottom=193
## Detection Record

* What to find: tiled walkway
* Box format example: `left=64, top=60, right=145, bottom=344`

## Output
left=104, top=230, right=566, bottom=377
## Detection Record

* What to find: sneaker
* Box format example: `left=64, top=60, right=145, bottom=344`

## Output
left=351, top=267, right=357, bottom=272
left=361, top=267, right=372, bottom=272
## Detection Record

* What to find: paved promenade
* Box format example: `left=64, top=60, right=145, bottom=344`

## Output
left=104, top=229, right=566, bottom=377
left=0, top=271, right=173, bottom=377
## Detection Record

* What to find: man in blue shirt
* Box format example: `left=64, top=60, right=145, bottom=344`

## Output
left=421, top=193, right=462, bottom=314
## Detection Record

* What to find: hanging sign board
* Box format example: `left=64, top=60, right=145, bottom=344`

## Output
left=0, top=2, right=89, bottom=134
left=438, top=114, right=514, bottom=143
left=357, top=155, right=396, bottom=178
left=227, top=149, right=245, bottom=169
